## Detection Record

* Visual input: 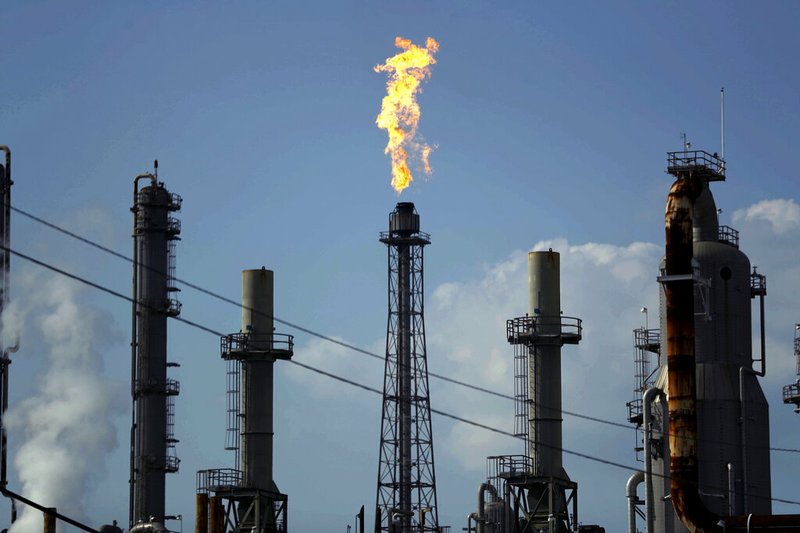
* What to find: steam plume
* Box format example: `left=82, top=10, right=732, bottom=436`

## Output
left=4, top=275, right=124, bottom=532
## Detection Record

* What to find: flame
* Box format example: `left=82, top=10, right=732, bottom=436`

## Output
left=375, top=36, right=439, bottom=194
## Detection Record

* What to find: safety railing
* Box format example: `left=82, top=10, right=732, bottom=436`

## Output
left=718, top=225, right=739, bottom=248
left=221, top=332, right=294, bottom=357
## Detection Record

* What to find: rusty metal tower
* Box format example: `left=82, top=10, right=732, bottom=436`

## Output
left=375, top=202, right=439, bottom=533
left=130, top=167, right=182, bottom=529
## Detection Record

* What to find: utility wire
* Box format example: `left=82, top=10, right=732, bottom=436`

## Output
left=5, top=244, right=800, bottom=508
left=9, top=205, right=800, bottom=455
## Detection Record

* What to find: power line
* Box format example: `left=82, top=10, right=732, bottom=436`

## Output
left=9, top=205, right=626, bottom=425
left=9, top=205, right=800, bottom=455
left=5, top=244, right=800, bottom=508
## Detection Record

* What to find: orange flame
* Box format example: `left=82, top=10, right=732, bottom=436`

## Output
left=375, top=36, right=439, bottom=194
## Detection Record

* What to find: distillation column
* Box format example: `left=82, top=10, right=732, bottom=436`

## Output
left=376, top=202, right=439, bottom=533
left=131, top=174, right=182, bottom=528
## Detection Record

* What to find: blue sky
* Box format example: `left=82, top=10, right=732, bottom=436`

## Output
left=1, top=1, right=799, bottom=531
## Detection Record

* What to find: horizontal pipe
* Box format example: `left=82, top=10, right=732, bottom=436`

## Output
left=1, top=488, right=99, bottom=532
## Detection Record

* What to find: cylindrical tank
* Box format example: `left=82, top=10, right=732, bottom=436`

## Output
left=527, top=250, right=563, bottom=477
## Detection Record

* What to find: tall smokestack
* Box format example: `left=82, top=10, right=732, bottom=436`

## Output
left=196, top=268, right=293, bottom=533
left=376, top=202, right=440, bottom=533
left=130, top=173, right=182, bottom=528
left=503, top=249, right=583, bottom=532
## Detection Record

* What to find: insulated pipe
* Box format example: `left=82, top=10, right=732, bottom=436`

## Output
left=129, top=172, right=156, bottom=529
left=627, top=470, right=644, bottom=533
left=477, top=483, right=488, bottom=533
left=664, top=175, right=718, bottom=532
left=643, top=387, right=666, bottom=533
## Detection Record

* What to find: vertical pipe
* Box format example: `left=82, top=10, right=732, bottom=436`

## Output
left=241, top=268, right=276, bottom=490
left=0, top=146, right=10, bottom=492
left=758, top=293, right=766, bottom=375
left=727, top=464, right=735, bottom=516
left=477, top=483, right=488, bottom=533
left=527, top=251, right=562, bottom=477
left=209, top=496, right=224, bottom=533
left=627, top=471, right=645, bottom=533
left=43, top=508, right=56, bottom=533
left=664, top=175, right=719, bottom=531
left=196, top=493, right=209, bottom=533
left=643, top=387, right=666, bottom=533
left=720, top=88, right=725, bottom=162
left=398, top=244, right=412, bottom=528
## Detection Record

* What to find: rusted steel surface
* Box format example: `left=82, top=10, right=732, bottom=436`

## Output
left=664, top=176, right=719, bottom=533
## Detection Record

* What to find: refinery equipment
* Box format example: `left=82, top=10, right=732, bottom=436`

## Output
left=197, top=268, right=293, bottom=533
left=468, top=250, right=602, bottom=533
left=375, top=202, right=441, bottom=533
left=783, top=325, right=800, bottom=413
left=0, top=146, right=15, bottom=492
left=130, top=168, right=183, bottom=531
left=625, top=149, right=800, bottom=532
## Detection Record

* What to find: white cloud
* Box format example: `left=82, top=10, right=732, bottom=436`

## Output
left=732, top=198, right=800, bottom=234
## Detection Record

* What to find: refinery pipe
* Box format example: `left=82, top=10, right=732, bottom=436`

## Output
left=643, top=387, right=666, bottom=533
left=626, top=470, right=644, bottom=533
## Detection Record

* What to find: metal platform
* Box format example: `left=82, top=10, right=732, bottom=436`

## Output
left=506, top=315, right=582, bottom=346
left=667, top=150, right=726, bottom=181
left=220, top=332, right=294, bottom=361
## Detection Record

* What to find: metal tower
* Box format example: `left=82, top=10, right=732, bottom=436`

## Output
left=130, top=169, right=182, bottom=529
left=376, top=202, right=439, bottom=533
left=783, top=325, right=800, bottom=413
left=196, top=268, right=293, bottom=533
left=499, top=250, right=583, bottom=533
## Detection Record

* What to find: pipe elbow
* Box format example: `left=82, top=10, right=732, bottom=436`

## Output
left=627, top=470, right=644, bottom=498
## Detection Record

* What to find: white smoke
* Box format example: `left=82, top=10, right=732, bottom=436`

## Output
left=4, top=274, right=125, bottom=532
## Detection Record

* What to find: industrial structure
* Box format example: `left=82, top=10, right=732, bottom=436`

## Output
left=375, top=202, right=441, bottom=533
left=624, top=149, right=800, bottom=532
left=467, top=250, right=600, bottom=533
left=0, top=146, right=15, bottom=492
left=130, top=169, right=183, bottom=530
left=197, top=268, right=293, bottom=533
left=783, top=325, right=800, bottom=413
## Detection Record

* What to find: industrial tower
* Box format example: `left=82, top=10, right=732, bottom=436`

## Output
left=376, top=202, right=440, bottom=533
left=130, top=170, right=182, bottom=530
left=494, top=250, right=585, bottom=533
left=196, top=268, right=293, bottom=533
left=0, top=146, right=16, bottom=491
left=783, top=325, right=800, bottom=413
left=626, top=149, right=772, bottom=533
